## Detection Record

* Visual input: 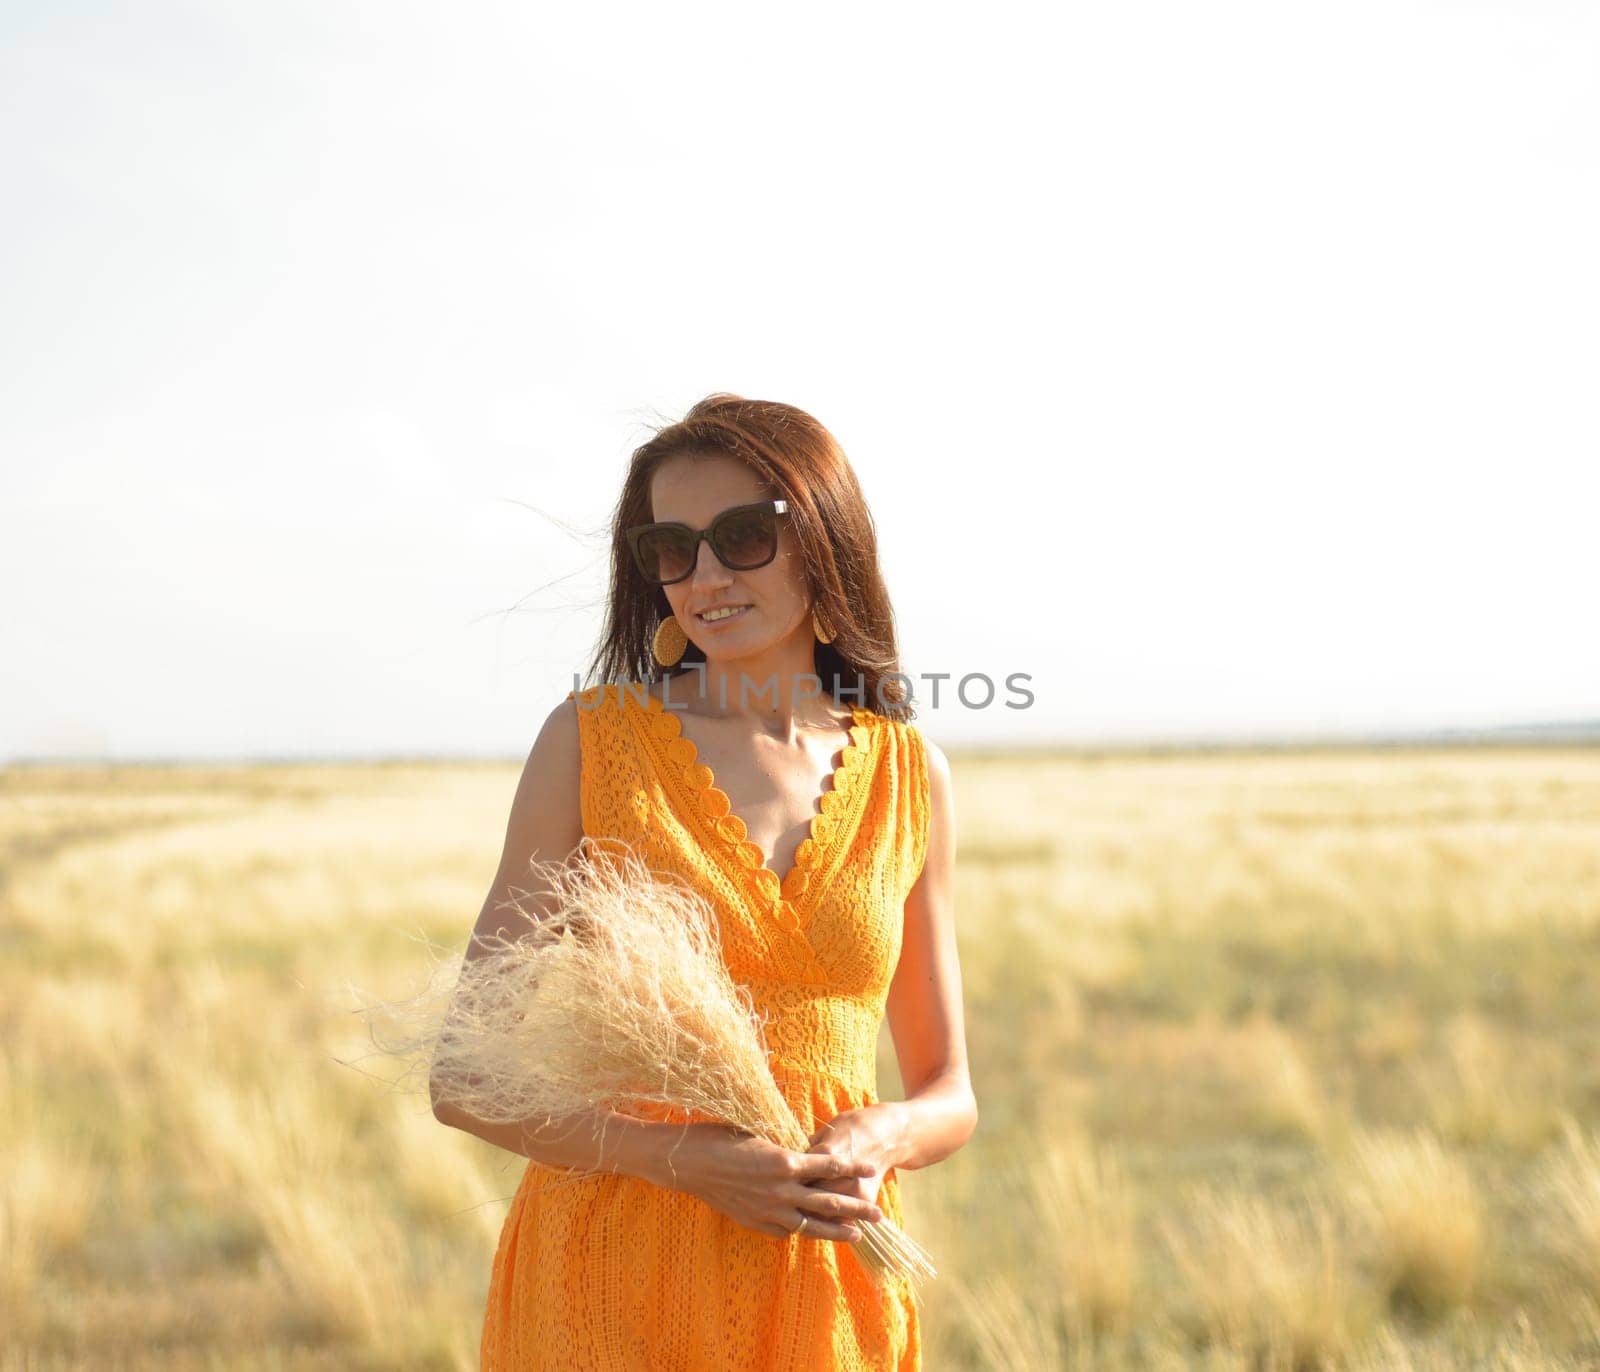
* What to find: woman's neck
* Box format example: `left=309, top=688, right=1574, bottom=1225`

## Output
left=660, top=656, right=849, bottom=734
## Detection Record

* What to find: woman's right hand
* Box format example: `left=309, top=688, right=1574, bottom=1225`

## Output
left=649, top=1123, right=885, bottom=1242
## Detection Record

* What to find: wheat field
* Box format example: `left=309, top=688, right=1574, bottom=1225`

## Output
left=3, top=746, right=1599, bottom=1370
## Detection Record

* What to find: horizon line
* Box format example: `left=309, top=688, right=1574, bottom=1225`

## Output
left=6, top=719, right=1599, bottom=768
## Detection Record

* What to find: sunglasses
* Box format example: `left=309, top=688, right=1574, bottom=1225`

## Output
left=625, top=499, right=790, bottom=586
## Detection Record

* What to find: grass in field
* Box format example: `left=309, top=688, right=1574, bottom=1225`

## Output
left=3, top=747, right=1599, bottom=1368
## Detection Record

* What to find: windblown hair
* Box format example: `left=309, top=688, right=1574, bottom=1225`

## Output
left=582, top=393, right=915, bottom=720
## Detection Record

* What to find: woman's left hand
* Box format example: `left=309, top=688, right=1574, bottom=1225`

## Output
left=799, top=1106, right=895, bottom=1218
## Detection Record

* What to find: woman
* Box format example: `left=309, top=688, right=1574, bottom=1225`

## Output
left=436, top=394, right=976, bottom=1370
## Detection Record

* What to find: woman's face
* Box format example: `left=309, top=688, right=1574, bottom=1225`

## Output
left=647, top=453, right=813, bottom=663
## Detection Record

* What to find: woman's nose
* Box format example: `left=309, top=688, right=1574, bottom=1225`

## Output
left=689, top=537, right=733, bottom=584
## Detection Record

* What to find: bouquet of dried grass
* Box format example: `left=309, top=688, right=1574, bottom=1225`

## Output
left=356, top=835, right=935, bottom=1293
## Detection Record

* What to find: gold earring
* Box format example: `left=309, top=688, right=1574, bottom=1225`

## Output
left=652, top=614, right=687, bottom=667
left=812, top=608, right=835, bottom=645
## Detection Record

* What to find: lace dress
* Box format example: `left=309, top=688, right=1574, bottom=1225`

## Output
left=478, top=681, right=930, bottom=1370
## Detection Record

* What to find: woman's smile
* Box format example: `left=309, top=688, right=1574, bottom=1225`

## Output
left=694, top=603, right=753, bottom=627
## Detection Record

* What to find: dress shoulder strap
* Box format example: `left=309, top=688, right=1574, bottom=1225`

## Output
left=896, top=718, right=933, bottom=892
left=564, top=682, right=654, bottom=840
left=856, top=712, right=931, bottom=898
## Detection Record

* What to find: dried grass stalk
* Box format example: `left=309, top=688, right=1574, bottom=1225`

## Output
left=353, top=835, right=936, bottom=1293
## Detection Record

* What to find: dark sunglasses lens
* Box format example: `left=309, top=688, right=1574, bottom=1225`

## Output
left=713, top=509, right=777, bottom=568
left=637, top=528, right=696, bottom=583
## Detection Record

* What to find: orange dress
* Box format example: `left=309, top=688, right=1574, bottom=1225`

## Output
left=479, top=680, right=930, bottom=1370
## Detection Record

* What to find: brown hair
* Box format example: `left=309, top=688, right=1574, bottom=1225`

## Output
left=582, top=393, right=914, bottom=721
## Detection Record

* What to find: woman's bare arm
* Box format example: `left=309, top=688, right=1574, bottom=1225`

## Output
left=877, top=737, right=979, bottom=1170
left=430, top=696, right=671, bottom=1183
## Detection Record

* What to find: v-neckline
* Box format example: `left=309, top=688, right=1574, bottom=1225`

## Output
left=626, top=684, right=877, bottom=922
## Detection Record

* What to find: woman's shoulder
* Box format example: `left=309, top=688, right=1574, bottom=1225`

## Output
left=868, top=710, right=948, bottom=804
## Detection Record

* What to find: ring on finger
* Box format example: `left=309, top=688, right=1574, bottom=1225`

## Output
left=795, top=1214, right=810, bottom=1237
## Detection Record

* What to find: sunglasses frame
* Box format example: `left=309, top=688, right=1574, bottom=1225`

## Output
left=625, top=499, right=790, bottom=586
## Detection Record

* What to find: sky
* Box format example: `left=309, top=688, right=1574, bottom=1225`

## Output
left=3, top=0, right=1597, bottom=760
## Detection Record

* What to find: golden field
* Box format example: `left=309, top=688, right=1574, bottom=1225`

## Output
left=3, top=746, right=1600, bottom=1370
